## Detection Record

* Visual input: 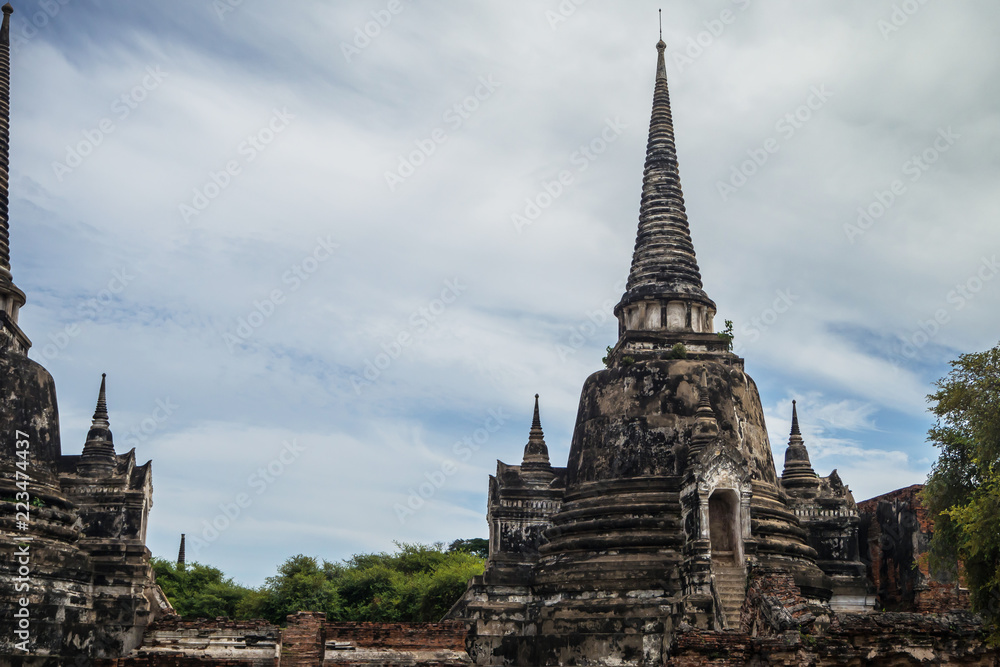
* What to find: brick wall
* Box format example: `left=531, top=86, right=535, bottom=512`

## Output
left=92, top=615, right=469, bottom=666
left=667, top=612, right=997, bottom=665
left=858, top=484, right=969, bottom=613
left=324, top=621, right=468, bottom=651
left=280, top=612, right=327, bottom=667
left=147, top=617, right=278, bottom=632
left=90, top=616, right=279, bottom=666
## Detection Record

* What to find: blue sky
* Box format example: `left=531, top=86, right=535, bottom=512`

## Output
left=7, top=0, right=999, bottom=586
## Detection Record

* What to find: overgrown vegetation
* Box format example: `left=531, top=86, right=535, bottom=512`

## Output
left=923, top=342, right=1000, bottom=644
left=152, top=560, right=253, bottom=619
left=717, top=319, right=735, bottom=351
left=154, top=541, right=486, bottom=625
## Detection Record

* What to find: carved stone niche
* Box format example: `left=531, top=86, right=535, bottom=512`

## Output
left=690, top=446, right=753, bottom=568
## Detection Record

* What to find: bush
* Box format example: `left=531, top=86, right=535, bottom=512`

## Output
left=151, top=559, right=252, bottom=619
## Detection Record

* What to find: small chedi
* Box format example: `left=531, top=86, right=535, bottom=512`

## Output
left=0, top=4, right=996, bottom=665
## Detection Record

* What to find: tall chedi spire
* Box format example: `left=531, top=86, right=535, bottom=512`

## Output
left=612, top=34, right=720, bottom=359
left=0, top=2, right=28, bottom=353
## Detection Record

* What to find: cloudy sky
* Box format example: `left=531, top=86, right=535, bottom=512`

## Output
left=7, top=0, right=999, bottom=586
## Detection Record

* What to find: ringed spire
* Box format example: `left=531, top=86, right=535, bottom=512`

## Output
left=0, top=2, right=29, bottom=352
left=612, top=23, right=718, bottom=352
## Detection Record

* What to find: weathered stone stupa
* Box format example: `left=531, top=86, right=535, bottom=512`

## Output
left=447, top=36, right=871, bottom=666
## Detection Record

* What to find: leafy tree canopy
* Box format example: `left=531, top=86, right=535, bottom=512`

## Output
left=153, top=541, right=485, bottom=625
left=447, top=538, right=489, bottom=558
left=924, top=342, right=1000, bottom=643
left=151, top=559, right=252, bottom=619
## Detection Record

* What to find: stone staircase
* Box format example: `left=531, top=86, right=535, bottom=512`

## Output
left=713, top=563, right=746, bottom=630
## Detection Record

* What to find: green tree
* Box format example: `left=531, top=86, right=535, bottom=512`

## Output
left=159, top=541, right=485, bottom=625
left=924, top=342, right=1000, bottom=643
left=249, top=555, right=342, bottom=623
left=325, top=542, right=484, bottom=622
left=448, top=538, right=489, bottom=559
left=417, top=552, right=485, bottom=620
left=151, top=558, right=252, bottom=619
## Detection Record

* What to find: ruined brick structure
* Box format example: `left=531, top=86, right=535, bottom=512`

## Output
left=0, top=4, right=168, bottom=664
left=858, top=484, right=970, bottom=614
left=91, top=615, right=471, bottom=666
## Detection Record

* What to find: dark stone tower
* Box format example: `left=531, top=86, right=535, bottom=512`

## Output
left=449, top=33, right=871, bottom=666
left=0, top=5, right=166, bottom=662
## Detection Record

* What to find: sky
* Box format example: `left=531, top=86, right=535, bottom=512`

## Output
left=6, top=0, right=999, bottom=586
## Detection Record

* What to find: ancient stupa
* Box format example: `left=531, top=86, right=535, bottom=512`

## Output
left=447, top=35, right=870, bottom=667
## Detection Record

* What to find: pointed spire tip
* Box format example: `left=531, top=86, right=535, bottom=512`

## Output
left=656, top=8, right=666, bottom=50
left=1, top=0, right=11, bottom=44
left=790, top=400, right=801, bottom=437
left=93, top=373, right=109, bottom=422
left=522, top=393, right=550, bottom=471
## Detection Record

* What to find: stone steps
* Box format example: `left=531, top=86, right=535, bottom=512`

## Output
left=713, top=566, right=746, bottom=630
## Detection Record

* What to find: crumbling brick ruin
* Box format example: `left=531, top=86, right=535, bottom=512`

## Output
left=859, top=484, right=970, bottom=614
left=90, top=614, right=471, bottom=666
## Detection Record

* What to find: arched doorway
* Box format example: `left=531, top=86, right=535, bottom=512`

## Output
left=709, top=489, right=740, bottom=565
